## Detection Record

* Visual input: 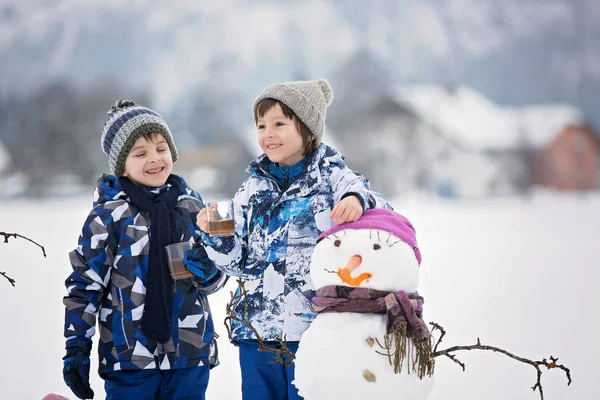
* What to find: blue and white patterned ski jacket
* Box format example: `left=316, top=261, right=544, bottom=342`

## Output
left=202, top=144, right=392, bottom=342
left=63, top=174, right=227, bottom=374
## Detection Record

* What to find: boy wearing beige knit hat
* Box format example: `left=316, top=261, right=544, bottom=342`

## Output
left=197, top=79, right=392, bottom=400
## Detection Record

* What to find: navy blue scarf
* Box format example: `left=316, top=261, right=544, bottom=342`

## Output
left=119, top=175, right=184, bottom=344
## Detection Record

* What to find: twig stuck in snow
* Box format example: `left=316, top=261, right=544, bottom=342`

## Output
left=224, top=278, right=296, bottom=366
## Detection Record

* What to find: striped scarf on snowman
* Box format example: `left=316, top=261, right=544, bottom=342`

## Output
left=312, top=285, right=435, bottom=378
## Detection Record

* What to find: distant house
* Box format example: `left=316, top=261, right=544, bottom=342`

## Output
left=397, top=85, right=600, bottom=194
left=330, top=48, right=599, bottom=197
left=327, top=49, right=516, bottom=198
left=328, top=83, right=507, bottom=198
left=517, top=106, right=599, bottom=191
left=395, top=85, right=520, bottom=197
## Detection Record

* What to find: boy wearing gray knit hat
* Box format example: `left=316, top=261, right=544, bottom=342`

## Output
left=195, top=79, right=392, bottom=400
left=62, top=99, right=226, bottom=399
left=100, top=100, right=179, bottom=179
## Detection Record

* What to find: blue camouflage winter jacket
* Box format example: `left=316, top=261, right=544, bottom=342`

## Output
left=202, top=144, right=392, bottom=342
left=63, top=174, right=227, bottom=374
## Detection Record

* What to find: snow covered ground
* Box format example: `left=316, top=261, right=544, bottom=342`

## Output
left=0, top=191, right=597, bottom=399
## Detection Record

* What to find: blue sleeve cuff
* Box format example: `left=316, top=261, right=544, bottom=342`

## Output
left=65, top=337, right=92, bottom=353
left=200, top=231, right=219, bottom=247
left=183, top=245, right=218, bottom=281
left=341, top=192, right=366, bottom=211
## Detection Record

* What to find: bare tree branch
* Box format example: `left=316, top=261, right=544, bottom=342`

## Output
left=224, top=278, right=296, bottom=365
left=429, top=321, right=572, bottom=400
left=1, top=231, right=47, bottom=286
left=1, top=231, right=47, bottom=257
left=0, top=271, right=16, bottom=287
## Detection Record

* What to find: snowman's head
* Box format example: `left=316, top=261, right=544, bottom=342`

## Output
left=310, top=209, right=421, bottom=292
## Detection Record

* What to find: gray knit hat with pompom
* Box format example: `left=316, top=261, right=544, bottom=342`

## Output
left=253, top=79, right=334, bottom=145
left=100, top=100, right=178, bottom=177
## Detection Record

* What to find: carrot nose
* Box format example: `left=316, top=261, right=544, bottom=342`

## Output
left=337, top=255, right=372, bottom=286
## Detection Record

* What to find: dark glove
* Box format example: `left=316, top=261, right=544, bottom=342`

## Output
left=184, top=244, right=218, bottom=281
left=63, top=339, right=94, bottom=399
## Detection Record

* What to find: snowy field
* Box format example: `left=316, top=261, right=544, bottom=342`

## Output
left=0, top=191, right=598, bottom=399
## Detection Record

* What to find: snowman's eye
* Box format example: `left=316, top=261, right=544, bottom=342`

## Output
left=373, top=244, right=381, bottom=250
left=334, top=239, right=341, bottom=247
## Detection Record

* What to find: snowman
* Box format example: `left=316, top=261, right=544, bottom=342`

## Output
left=293, top=208, right=435, bottom=400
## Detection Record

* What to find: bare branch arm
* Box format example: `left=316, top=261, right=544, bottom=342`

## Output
left=429, top=321, right=572, bottom=400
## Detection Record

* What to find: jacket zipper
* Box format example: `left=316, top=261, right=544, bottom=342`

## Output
left=260, top=163, right=311, bottom=242
left=118, top=287, right=130, bottom=349
left=264, top=175, right=288, bottom=242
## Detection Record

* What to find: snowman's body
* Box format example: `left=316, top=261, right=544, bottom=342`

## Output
left=296, top=313, right=433, bottom=399
left=293, top=213, right=434, bottom=400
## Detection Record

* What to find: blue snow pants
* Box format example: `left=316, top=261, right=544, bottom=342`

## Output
left=102, top=365, right=210, bottom=400
left=239, top=341, right=303, bottom=400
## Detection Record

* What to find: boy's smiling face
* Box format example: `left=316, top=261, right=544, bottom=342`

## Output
left=256, top=103, right=310, bottom=167
left=122, top=132, right=173, bottom=187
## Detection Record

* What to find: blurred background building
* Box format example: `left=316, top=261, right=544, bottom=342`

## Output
left=0, top=0, right=598, bottom=199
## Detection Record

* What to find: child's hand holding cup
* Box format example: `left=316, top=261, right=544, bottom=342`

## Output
left=164, top=241, right=194, bottom=280
left=197, top=200, right=235, bottom=237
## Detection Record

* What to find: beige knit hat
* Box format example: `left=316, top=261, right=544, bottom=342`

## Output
left=253, top=79, right=334, bottom=145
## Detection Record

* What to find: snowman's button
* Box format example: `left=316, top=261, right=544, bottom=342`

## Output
left=363, top=369, right=376, bottom=382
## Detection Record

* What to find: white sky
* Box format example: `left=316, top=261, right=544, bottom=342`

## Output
left=0, top=191, right=597, bottom=399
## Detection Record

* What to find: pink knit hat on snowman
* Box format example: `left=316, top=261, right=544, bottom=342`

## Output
left=42, top=395, right=69, bottom=400
left=319, top=208, right=422, bottom=265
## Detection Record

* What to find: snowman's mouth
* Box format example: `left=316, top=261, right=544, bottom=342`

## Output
left=337, top=255, right=371, bottom=286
